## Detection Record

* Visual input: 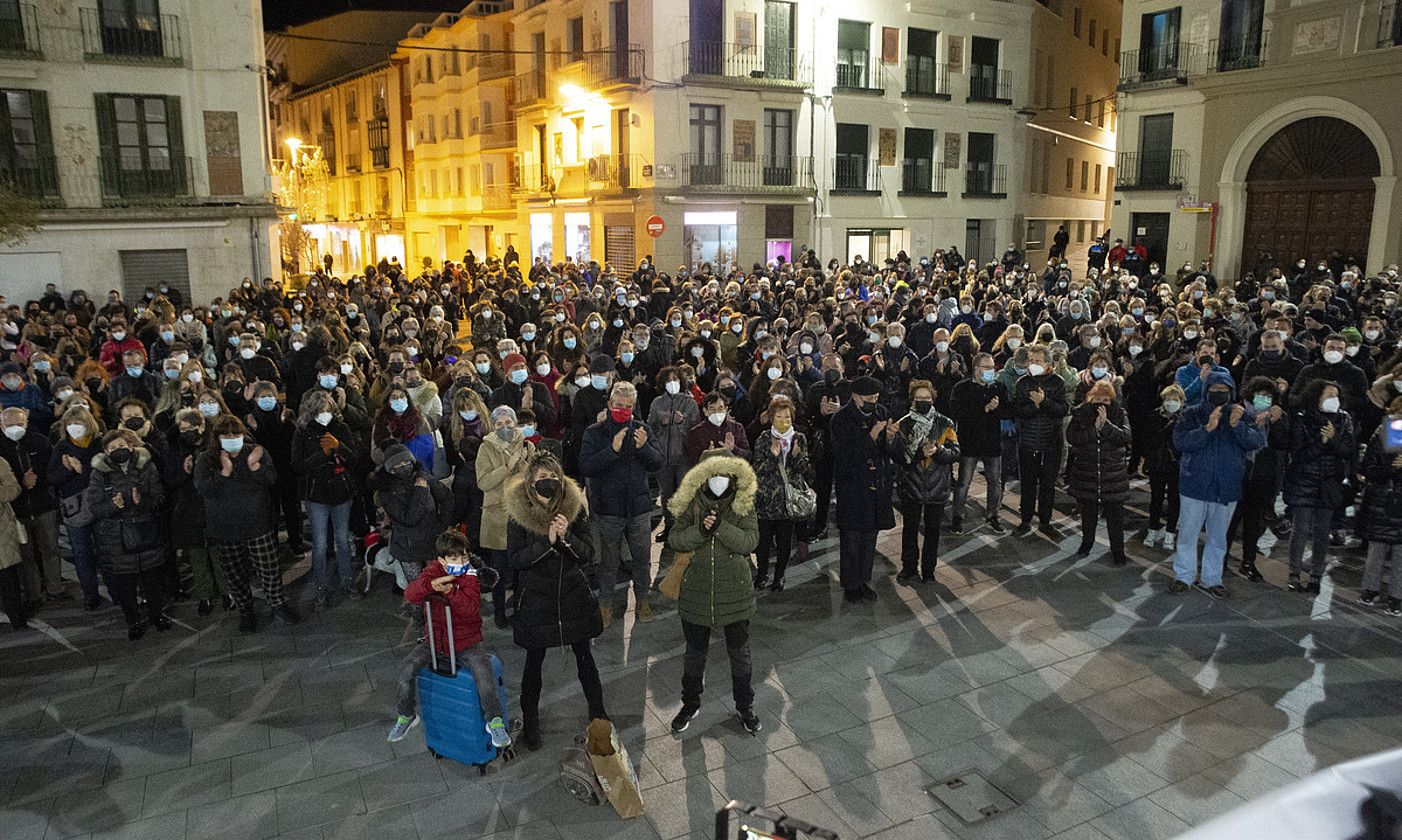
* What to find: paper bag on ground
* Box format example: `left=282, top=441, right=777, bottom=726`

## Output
left=585, top=718, right=645, bottom=818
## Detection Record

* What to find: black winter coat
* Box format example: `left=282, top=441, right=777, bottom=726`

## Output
left=1284, top=409, right=1358, bottom=510
left=376, top=469, right=452, bottom=567
left=579, top=415, right=663, bottom=518
left=163, top=433, right=207, bottom=548
left=505, top=476, right=602, bottom=649
left=291, top=420, right=359, bottom=504
left=830, top=401, right=896, bottom=531
left=0, top=429, right=55, bottom=516
left=1359, top=431, right=1402, bottom=544
left=1066, top=402, right=1132, bottom=504
left=949, top=378, right=1005, bottom=458
left=1142, top=410, right=1183, bottom=476
left=1012, top=373, right=1069, bottom=451
left=892, top=411, right=961, bottom=505
left=83, top=449, right=166, bottom=575
left=193, top=442, right=279, bottom=541
left=751, top=431, right=813, bottom=520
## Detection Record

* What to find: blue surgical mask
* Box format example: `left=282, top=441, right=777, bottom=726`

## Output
left=1252, top=394, right=1273, bottom=412
left=981, top=369, right=996, bottom=384
left=563, top=337, right=577, bottom=349
left=256, top=396, right=277, bottom=411
left=520, top=424, right=536, bottom=437
left=521, top=332, right=536, bottom=342
left=165, top=368, right=181, bottom=379
left=509, top=369, right=528, bottom=385
left=198, top=402, right=220, bottom=417
left=161, top=330, right=174, bottom=342
left=219, top=437, right=244, bottom=453
left=319, top=374, right=338, bottom=389
left=620, top=352, right=634, bottom=365
left=126, top=366, right=144, bottom=378
left=591, top=374, right=609, bottom=390
left=35, top=360, right=51, bottom=372
left=390, top=398, right=409, bottom=414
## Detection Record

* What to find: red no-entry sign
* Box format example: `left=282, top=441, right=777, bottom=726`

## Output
left=645, top=215, right=665, bottom=237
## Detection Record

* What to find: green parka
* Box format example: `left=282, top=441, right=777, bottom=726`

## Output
left=666, top=452, right=759, bottom=628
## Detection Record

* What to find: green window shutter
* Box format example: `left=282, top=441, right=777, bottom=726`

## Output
left=28, top=90, right=56, bottom=196
left=94, top=92, right=118, bottom=195
left=164, top=95, right=185, bottom=191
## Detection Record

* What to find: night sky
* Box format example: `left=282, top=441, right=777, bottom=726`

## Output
left=264, top=0, right=469, bottom=30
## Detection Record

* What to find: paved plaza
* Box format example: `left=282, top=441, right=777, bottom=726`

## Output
left=3, top=485, right=1402, bottom=840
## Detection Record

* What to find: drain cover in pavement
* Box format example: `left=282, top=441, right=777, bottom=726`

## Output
left=925, top=770, right=1018, bottom=824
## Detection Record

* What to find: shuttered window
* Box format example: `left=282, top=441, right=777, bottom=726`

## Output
left=95, top=93, right=187, bottom=199
left=0, top=89, right=58, bottom=202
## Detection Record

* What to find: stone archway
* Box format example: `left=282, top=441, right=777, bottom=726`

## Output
left=1241, top=117, right=1380, bottom=271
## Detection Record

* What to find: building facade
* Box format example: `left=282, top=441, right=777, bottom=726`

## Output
left=1112, top=0, right=1402, bottom=277
left=0, top=0, right=277, bottom=305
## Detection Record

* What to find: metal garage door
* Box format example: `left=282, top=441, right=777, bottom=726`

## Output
left=604, top=225, right=635, bottom=270
left=118, top=249, right=190, bottom=303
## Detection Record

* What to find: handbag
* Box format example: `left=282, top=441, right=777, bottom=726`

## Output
left=560, top=734, right=607, bottom=806
left=779, top=459, right=817, bottom=521
left=658, top=552, right=692, bottom=601
left=59, top=493, right=93, bottom=528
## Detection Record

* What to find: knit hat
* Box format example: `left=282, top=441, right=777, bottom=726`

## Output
left=1340, top=326, right=1363, bottom=342
left=382, top=443, right=415, bottom=471
left=851, top=375, right=882, bottom=396
left=588, top=354, right=616, bottom=374
left=502, top=352, right=527, bottom=371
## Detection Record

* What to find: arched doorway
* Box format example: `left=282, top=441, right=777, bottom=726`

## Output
left=1242, top=117, right=1380, bottom=271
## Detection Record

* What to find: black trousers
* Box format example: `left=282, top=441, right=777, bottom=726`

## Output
left=1147, top=467, right=1180, bottom=532
left=1018, top=448, right=1061, bottom=526
left=755, top=518, right=794, bottom=581
left=1078, top=499, right=1125, bottom=561
left=277, top=480, right=304, bottom=549
left=0, top=565, right=26, bottom=625
left=520, top=641, right=607, bottom=725
left=900, top=501, right=943, bottom=578
left=680, top=619, right=753, bottom=712
left=810, top=452, right=835, bottom=537
left=1228, top=478, right=1274, bottom=566
left=107, top=565, right=167, bottom=628
left=838, top=529, right=878, bottom=592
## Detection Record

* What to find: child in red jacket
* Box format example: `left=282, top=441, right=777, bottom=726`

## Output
left=388, top=530, right=511, bottom=748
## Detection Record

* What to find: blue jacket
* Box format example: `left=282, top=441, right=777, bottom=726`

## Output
left=1174, top=361, right=1233, bottom=407
left=579, top=414, right=663, bottom=518
left=0, top=382, right=52, bottom=430
left=1173, top=371, right=1266, bottom=504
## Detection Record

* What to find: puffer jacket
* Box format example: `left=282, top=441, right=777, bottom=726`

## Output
left=1283, top=408, right=1358, bottom=509
left=750, top=430, right=813, bottom=520
left=891, top=410, right=961, bottom=505
left=1174, top=370, right=1266, bottom=505
left=1359, top=430, right=1402, bottom=544
left=579, top=414, right=663, bottom=519
left=667, top=453, right=759, bottom=629
left=1066, top=401, right=1132, bottom=504
left=83, top=448, right=167, bottom=575
left=505, top=475, right=602, bottom=649
left=291, top=419, right=359, bottom=505
left=1012, top=372, right=1069, bottom=451
left=404, top=558, right=483, bottom=656
left=476, top=429, right=535, bottom=550
left=376, top=467, right=452, bottom=567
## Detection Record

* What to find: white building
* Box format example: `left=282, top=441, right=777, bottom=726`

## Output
left=0, top=0, right=276, bottom=305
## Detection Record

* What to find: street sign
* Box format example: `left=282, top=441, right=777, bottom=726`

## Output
left=645, top=215, right=665, bottom=237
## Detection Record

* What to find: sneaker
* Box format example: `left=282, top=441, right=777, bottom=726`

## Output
left=1387, top=598, right=1402, bottom=618
left=1075, top=543, right=1093, bottom=558
left=222, top=594, right=236, bottom=611
left=486, top=716, right=512, bottom=748
left=637, top=601, right=654, bottom=622
left=1110, top=554, right=1128, bottom=567
left=387, top=714, right=419, bottom=743
left=1169, top=580, right=1191, bottom=595
left=986, top=518, right=1007, bottom=535
left=127, top=622, right=148, bottom=641
left=671, top=705, right=699, bottom=734
left=197, top=599, right=213, bottom=616
left=1014, top=522, right=1035, bottom=538
left=949, top=518, right=964, bottom=536
left=600, top=605, right=612, bottom=629
left=1306, top=577, right=1322, bottom=595
left=737, top=708, right=762, bottom=735
left=1239, top=562, right=1263, bottom=582
left=1142, top=528, right=1161, bottom=547
left=1287, top=576, right=1305, bottom=592
left=1197, top=583, right=1230, bottom=600
left=1161, top=532, right=1177, bottom=551
left=1359, top=590, right=1380, bottom=607
left=895, top=571, right=919, bottom=587
left=1038, top=523, right=1060, bottom=538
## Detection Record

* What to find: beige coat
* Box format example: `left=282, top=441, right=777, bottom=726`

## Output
left=475, top=429, right=534, bottom=550
left=0, top=458, right=21, bottom=571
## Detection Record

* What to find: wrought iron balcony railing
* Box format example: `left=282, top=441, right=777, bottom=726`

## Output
left=681, top=40, right=810, bottom=85
left=832, top=156, right=881, bottom=193
left=679, top=153, right=813, bottom=191
left=1115, top=149, right=1188, bottom=190
left=80, top=7, right=182, bottom=63
left=963, top=163, right=1007, bottom=197
left=904, top=58, right=950, bottom=98
left=900, top=158, right=947, bottom=195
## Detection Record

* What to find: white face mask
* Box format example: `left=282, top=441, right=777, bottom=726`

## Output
left=665, top=380, right=681, bottom=395
left=340, top=363, right=354, bottom=375
left=574, top=376, right=590, bottom=389
left=707, top=475, right=731, bottom=496
left=1320, top=396, right=1340, bottom=413
left=1027, top=364, right=1046, bottom=377
left=1163, top=399, right=1181, bottom=414
left=315, top=412, right=333, bottom=426
left=1088, top=337, right=1102, bottom=349
left=1323, top=350, right=1344, bottom=364
left=1006, top=337, right=1021, bottom=350
left=925, top=312, right=937, bottom=324
left=67, top=423, right=88, bottom=440
left=1128, top=344, right=1143, bottom=357
left=2, top=425, right=24, bottom=441
left=800, top=342, right=814, bottom=355
left=766, top=367, right=782, bottom=381
left=935, top=341, right=949, bottom=353
left=708, top=411, right=726, bottom=427
left=887, top=336, right=902, bottom=349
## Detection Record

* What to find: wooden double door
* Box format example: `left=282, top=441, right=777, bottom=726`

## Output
left=1243, top=178, right=1373, bottom=269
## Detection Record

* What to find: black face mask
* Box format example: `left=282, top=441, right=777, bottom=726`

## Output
left=857, top=399, right=876, bottom=414
left=181, top=430, right=202, bottom=446
left=534, top=478, right=561, bottom=499
left=85, top=377, right=102, bottom=393
left=823, top=369, right=841, bottom=386
left=1260, top=349, right=1282, bottom=361
left=719, top=385, right=737, bottom=400
left=1207, top=389, right=1231, bottom=406
left=122, top=416, right=146, bottom=431
left=388, top=362, right=405, bottom=374
left=391, top=464, right=417, bottom=479
left=108, top=448, right=132, bottom=465
left=912, top=400, right=933, bottom=414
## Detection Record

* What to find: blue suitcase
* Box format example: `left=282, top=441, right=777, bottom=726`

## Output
left=417, top=596, right=513, bottom=774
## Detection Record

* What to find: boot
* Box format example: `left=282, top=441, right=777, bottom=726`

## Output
left=521, top=711, right=543, bottom=751
left=197, top=599, right=213, bottom=616
left=1238, top=561, right=1263, bottom=582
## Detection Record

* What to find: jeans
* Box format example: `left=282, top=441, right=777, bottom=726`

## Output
left=1363, top=543, right=1402, bottom=599
left=65, top=520, right=102, bottom=604
left=596, top=513, right=652, bottom=604
left=755, top=518, right=794, bottom=581
left=306, top=500, right=354, bottom=593
left=838, top=529, right=877, bottom=592
left=396, top=640, right=503, bottom=720
left=1174, top=495, right=1236, bottom=586
left=1018, top=448, right=1060, bottom=527
left=680, top=618, right=753, bottom=712
left=520, top=642, right=607, bottom=726
left=953, top=455, right=1002, bottom=522
left=899, top=501, right=943, bottom=578
left=1078, top=499, right=1125, bottom=561
left=1288, top=505, right=1333, bottom=579
left=1147, top=468, right=1180, bottom=532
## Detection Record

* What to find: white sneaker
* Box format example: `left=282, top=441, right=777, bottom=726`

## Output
left=1142, top=528, right=1161, bottom=547
left=1162, top=532, right=1176, bottom=551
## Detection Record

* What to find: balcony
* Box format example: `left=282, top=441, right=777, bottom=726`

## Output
left=0, top=153, right=61, bottom=207
left=587, top=153, right=646, bottom=191
left=899, top=159, right=947, bottom=196
left=512, top=70, right=548, bottom=107
left=963, top=163, right=1007, bottom=198
left=967, top=65, right=1012, bottom=103
left=80, top=7, right=183, bottom=64
left=904, top=58, right=950, bottom=99
left=99, top=153, right=194, bottom=206
left=511, top=164, right=553, bottom=195
left=586, top=46, right=645, bottom=87
left=1115, top=150, right=1187, bottom=191
left=1382, top=3, right=1401, bottom=47
left=1118, top=41, right=1202, bottom=90
left=0, top=3, right=41, bottom=56
left=1207, top=27, right=1269, bottom=72
left=832, top=157, right=880, bottom=194
left=476, top=51, right=512, bottom=81
left=680, top=41, right=810, bottom=87
left=833, top=52, right=885, bottom=93
left=480, top=121, right=514, bottom=150
left=677, top=153, right=813, bottom=192
left=481, top=183, right=512, bottom=211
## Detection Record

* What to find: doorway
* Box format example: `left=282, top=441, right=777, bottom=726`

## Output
left=1130, top=212, right=1170, bottom=267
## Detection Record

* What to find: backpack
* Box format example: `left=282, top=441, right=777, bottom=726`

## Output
left=560, top=734, right=605, bottom=806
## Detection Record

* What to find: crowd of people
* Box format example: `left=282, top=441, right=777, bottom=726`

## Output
left=3, top=239, right=1402, bottom=750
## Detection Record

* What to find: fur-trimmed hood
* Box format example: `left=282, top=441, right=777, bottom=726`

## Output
left=667, top=452, right=756, bottom=518
left=504, top=473, right=587, bottom=535
left=91, top=447, right=151, bottom=473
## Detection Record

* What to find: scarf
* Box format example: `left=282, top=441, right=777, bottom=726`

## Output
left=904, top=409, right=936, bottom=464
left=770, top=426, right=795, bottom=459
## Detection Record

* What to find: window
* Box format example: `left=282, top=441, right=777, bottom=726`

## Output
left=424, top=55, right=434, bottom=84
left=1039, top=141, right=1050, bottom=193
left=906, top=28, right=942, bottom=96
left=96, top=0, right=164, bottom=58
left=1217, top=0, right=1266, bottom=70
left=1065, top=157, right=1074, bottom=189
left=453, top=109, right=462, bottom=138
left=1073, top=7, right=1082, bottom=37
left=969, top=37, right=1002, bottom=99
left=836, top=20, right=871, bottom=87
left=762, top=108, right=795, bottom=185
left=1097, top=100, right=1106, bottom=128
left=1088, top=17, right=1097, bottom=46
left=454, top=167, right=463, bottom=195
left=1084, top=95, right=1092, bottom=122
left=567, top=17, right=584, bottom=63
left=0, top=89, right=57, bottom=200
left=345, top=90, right=358, bottom=124
left=1139, top=8, right=1183, bottom=79
left=1094, top=163, right=1101, bottom=193
left=97, top=93, right=186, bottom=196
left=834, top=122, right=869, bottom=189
left=1137, top=113, right=1175, bottom=187
left=1077, top=220, right=1087, bottom=242
left=368, top=115, right=390, bottom=168
left=1080, top=160, right=1088, bottom=191
left=966, top=131, right=998, bottom=194
left=346, top=126, right=361, bottom=171
left=688, top=103, right=722, bottom=184
left=901, top=127, right=935, bottom=192
left=349, top=180, right=361, bottom=213
left=764, top=1, right=796, bottom=79
left=1069, top=87, right=1078, bottom=117
left=1102, top=28, right=1110, bottom=55
left=373, top=78, right=388, bottom=116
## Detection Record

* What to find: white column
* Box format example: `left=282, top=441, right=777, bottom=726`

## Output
left=1369, top=176, right=1397, bottom=269
left=1215, top=181, right=1247, bottom=276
